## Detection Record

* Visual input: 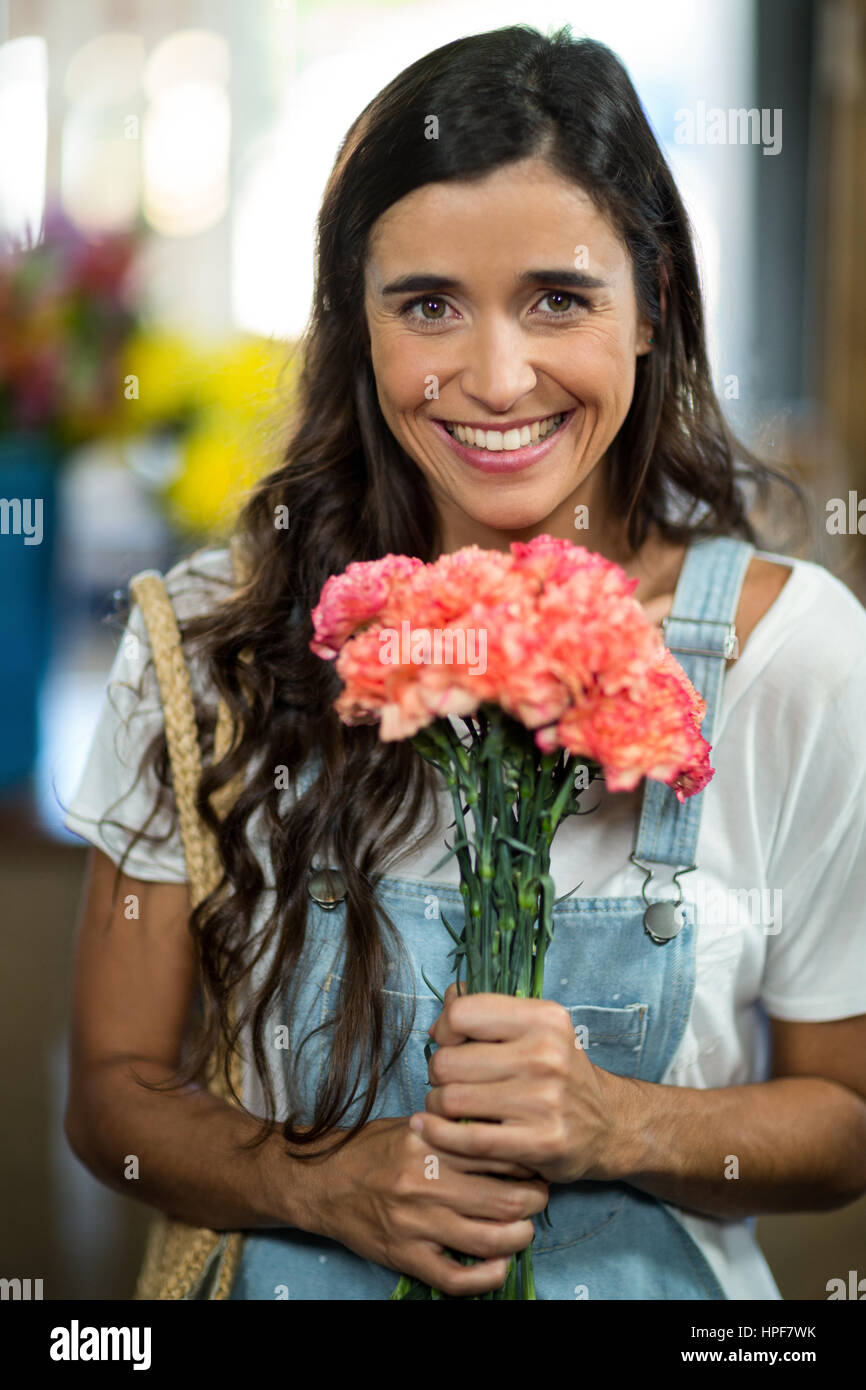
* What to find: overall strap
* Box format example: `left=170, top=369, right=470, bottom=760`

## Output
left=632, top=534, right=754, bottom=873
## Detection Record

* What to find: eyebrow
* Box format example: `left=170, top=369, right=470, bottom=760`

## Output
left=379, top=268, right=609, bottom=296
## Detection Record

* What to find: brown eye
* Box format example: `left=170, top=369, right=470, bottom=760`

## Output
left=398, top=296, right=455, bottom=329
left=535, top=290, right=591, bottom=320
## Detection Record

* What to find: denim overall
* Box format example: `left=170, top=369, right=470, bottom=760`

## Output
left=228, top=534, right=754, bottom=1300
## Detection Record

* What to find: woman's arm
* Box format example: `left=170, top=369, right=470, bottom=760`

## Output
left=64, top=847, right=330, bottom=1232
left=594, top=1014, right=866, bottom=1217
left=65, top=848, right=548, bottom=1298
left=420, top=992, right=866, bottom=1218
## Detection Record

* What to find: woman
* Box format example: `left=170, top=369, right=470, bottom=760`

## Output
left=63, top=25, right=866, bottom=1301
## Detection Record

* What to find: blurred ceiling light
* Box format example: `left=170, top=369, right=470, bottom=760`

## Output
left=139, top=30, right=230, bottom=238
left=144, top=28, right=229, bottom=95
left=61, top=102, right=141, bottom=233
left=143, top=78, right=230, bottom=236
left=0, top=36, right=48, bottom=242
left=60, top=35, right=144, bottom=233
left=64, top=32, right=144, bottom=102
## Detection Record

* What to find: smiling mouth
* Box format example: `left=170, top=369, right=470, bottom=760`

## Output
left=439, top=411, right=569, bottom=451
left=429, top=408, right=576, bottom=473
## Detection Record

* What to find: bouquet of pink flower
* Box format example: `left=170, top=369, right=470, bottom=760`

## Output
left=310, top=534, right=713, bottom=1299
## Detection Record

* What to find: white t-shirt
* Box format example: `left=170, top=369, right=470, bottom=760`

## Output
left=63, top=543, right=866, bottom=1301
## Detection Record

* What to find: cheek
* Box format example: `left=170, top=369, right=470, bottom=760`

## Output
left=370, top=328, right=430, bottom=409
left=570, top=329, right=635, bottom=403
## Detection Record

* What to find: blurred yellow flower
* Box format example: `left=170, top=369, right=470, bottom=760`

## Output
left=196, top=336, right=298, bottom=416
left=117, top=329, right=205, bottom=433
left=113, top=328, right=300, bottom=537
left=164, top=405, right=287, bottom=538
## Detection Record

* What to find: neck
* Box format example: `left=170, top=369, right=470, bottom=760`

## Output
left=432, top=464, right=650, bottom=577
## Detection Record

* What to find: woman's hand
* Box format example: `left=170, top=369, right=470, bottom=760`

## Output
left=416, top=982, right=620, bottom=1185
left=312, top=1115, right=550, bottom=1296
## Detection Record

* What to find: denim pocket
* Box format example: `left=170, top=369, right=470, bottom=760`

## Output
left=568, top=1001, right=648, bottom=1075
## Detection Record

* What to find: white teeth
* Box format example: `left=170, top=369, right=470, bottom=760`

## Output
left=445, top=413, right=566, bottom=450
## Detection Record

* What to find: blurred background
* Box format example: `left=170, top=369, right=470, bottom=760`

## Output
left=1, top=0, right=864, bottom=1299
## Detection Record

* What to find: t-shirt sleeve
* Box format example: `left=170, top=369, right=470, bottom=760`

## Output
left=62, top=548, right=233, bottom=883
left=759, top=580, right=866, bottom=1021
left=62, top=593, right=190, bottom=881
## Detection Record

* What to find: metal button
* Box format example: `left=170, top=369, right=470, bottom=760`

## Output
left=643, top=900, right=685, bottom=944
left=308, top=868, right=347, bottom=910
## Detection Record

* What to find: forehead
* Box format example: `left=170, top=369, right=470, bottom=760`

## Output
left=365, top=160, right=629, bottom=290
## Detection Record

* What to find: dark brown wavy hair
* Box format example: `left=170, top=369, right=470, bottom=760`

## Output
left=88, top=23, right=811, bottom=1161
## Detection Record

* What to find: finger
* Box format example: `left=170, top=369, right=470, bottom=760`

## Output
left=416, top=1109, right=527, bottom=1164
left=404, top=1118, right=533, bottom=1178
left=445, top=1151, right=540, bottom=1180
left=440, top=1172, right=550, bottom=1223
left=428, top=1038, right=520, bottom=1087
left=432, top=1210, right=537, bottom=1262
left=411, top=1244, right=511, bottom=1298
left=429, top=992, right=554, bottom=1047
left=425, top=1079, right=521, bottom=1121
left=429, top=982, right=471, bottom=1046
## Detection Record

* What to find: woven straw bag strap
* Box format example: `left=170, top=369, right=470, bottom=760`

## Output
left=126, top=540, right=251, bottom=1300
left=127, top=543, right=248, bottom=1104
left=126, top=572, right=222, bottom=909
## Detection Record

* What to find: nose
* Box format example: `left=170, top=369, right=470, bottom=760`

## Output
left=458, top=316, right=538, bottom=415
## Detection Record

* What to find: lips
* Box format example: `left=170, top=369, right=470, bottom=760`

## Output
left=429, top=408, right=576, bottom=474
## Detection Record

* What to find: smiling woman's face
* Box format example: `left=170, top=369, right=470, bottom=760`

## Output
left=363, top=155, right=654, bottom=557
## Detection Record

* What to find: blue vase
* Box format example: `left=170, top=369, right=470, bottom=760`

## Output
left=0, top=430, right=61, bottom=792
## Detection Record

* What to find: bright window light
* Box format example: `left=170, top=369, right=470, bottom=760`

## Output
left=0, top=36, right=48, bottom=243
left=143, top=78, right=230, bottom=237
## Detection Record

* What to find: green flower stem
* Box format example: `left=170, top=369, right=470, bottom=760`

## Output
left=519, top=1245, right=537, bottom=1299
left=391, top=706, right=598, bottom=1301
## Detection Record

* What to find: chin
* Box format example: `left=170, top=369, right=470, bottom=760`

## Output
left=457, top=497, right=564, bottom=537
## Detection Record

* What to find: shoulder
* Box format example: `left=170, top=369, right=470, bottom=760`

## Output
left=127, top=544, right=235, bottom=640
left=739, top=549, right=866, bottom=674
left=724, top=550, right=866, bottom=756
left=725, top=554, right=793, bottom=671
left=160, top=545, right=235, bottom=621
left=124, top=545, right=235, bottom=701
left=716, top=554, right=866, bottom=874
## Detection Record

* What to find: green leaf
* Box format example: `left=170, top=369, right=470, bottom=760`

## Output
left=427, top=838, right=470, bottom=875
left=498, top=835, right=536, bottom=855
left=553, top=879, right=584, bottom=905
left=420, top=967, right=445, bottom=1004
left=438, top=910, right=464, bottom=947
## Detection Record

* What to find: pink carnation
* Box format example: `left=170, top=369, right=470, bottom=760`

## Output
left=538, top=648, right=713, bottom=802
left=310, top=553, right=423, bottom=657
left=310, top=536, right=714, bottom=799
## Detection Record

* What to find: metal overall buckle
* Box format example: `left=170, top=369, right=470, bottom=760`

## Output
left=307, top=867, right=347, bottom=909
left=630, top=853, right=696, bottom=944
